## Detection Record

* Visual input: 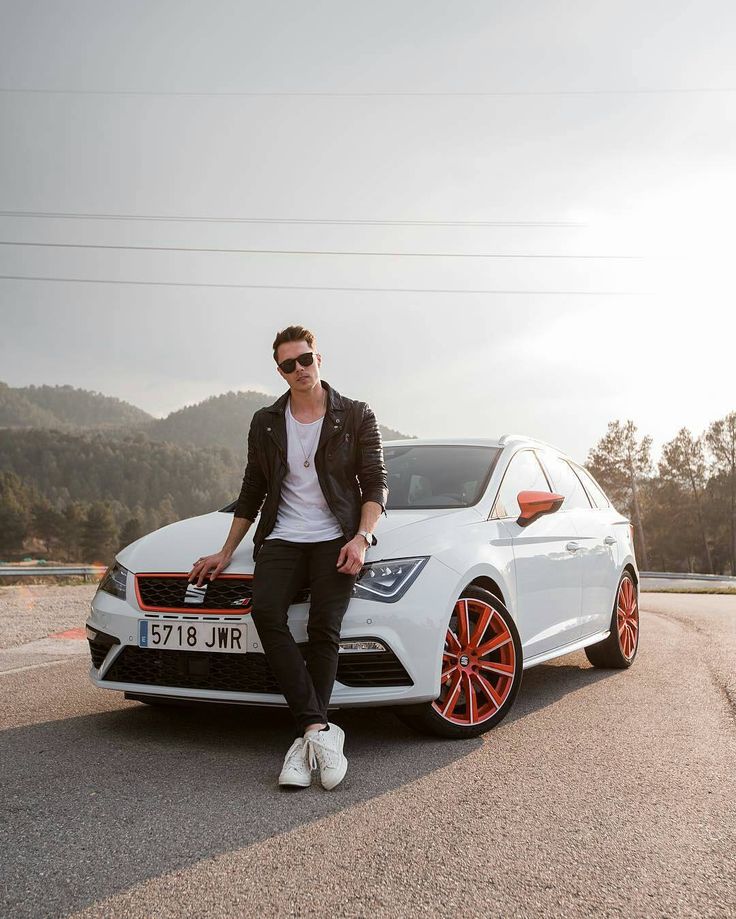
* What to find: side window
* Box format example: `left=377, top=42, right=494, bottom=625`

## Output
left=491, top=450, right=550, bottom=518
left=571, top=464, right=611, bottom=509
left=541, top=453, right=592, bottom=510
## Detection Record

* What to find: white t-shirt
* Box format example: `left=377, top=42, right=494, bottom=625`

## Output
left=265, top=397, right=344, bottom=543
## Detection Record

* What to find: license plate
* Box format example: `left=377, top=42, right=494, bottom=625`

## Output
left=138, top=620, right=246, bottom=653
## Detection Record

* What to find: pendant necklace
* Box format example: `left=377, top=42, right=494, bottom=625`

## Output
left=292, top=391, right=326, bottom=467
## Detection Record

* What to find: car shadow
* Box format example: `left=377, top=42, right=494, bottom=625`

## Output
left=2, top=699, right=476, bottom=918
left=507, top=650, right=620, bottom=725
left=2, top=651, right=617, bottom=918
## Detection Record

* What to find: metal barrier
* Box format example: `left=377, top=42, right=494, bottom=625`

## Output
left=640, top=571, right=736, bottom=582
left=0, top=565, right=107, bottom=581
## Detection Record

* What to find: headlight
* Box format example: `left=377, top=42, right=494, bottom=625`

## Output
left=98, top=561, right=129, bottom=600
left=352, top=557, right=429, bottom=603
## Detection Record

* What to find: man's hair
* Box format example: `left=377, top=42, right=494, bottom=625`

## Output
left=272, top=325, right=317, bottom=362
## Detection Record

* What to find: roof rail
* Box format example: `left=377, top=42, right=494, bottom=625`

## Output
left=498, top=433, right=562, bottom=451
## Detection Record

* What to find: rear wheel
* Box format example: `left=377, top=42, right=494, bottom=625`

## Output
left=584, top=572, right=639, bottom=668
left=397, top=586, right=523, bottom=739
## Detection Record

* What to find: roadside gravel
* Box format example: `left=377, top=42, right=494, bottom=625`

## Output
left=0, top=584, right=96, bottom=649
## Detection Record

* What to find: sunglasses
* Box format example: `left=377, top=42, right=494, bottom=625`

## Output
left=277, top=352, right=316, bottom=374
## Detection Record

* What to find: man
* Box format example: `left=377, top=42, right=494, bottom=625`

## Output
left=188, top=325, right=388, bottom=791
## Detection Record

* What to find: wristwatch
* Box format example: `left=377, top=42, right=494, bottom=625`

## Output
left=357, top=530, right=374, bottom=547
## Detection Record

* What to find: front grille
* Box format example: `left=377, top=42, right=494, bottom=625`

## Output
left=135, top=574, right=311, bottom=613
left=105, top=646, right=281, bottom=693
left=103, top=645, right=413, bottom=693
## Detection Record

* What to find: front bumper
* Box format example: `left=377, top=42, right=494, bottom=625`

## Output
left=86, top=558, right=453, bottom=708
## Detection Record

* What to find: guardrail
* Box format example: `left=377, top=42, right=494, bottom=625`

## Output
left=640, top=571, right=736, bottom=582
left=0, top=565, right=107, bottom=581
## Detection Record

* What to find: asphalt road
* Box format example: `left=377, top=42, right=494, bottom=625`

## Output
left=1, top=588, right=734, bottom=919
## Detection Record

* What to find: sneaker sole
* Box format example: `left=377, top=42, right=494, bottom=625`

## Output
left=319, top=725, right=348, bottom=790
left=278, top=776, right=312, bottom=789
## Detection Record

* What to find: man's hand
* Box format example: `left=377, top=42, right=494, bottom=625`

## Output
left=188, top=551, right=232, bottom=587
left=336, top=536, right=368, bottom=577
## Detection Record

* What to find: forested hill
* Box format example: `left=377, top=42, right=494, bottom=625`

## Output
left=0, top=428, right=241, bottom=520
left=144, top=390, right=411, bottom=454
left=0, top=382, right=153, bottom=429
left=0, top=382, right=413, bottom=451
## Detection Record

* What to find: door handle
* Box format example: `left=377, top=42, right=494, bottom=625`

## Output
left=566, top=542, right=580, bottom=552
left=603, top=536, right=616, bottom=546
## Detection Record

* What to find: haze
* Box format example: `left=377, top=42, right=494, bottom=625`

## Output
left=1, top=1, right=735, bottom=462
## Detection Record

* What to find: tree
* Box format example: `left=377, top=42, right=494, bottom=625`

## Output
left=119, top=516, right=144, bottom=550
left=30, top=501, right=67, bottom=558
left=0, top=471, right=31, bottom=556
left=658, top=428, right=714, bottom=573
left=587, top=420, right=653, bottom=569
left=81, top=501, right=119, bottom=564
left=705, top=412, right=736, bottom=575
left=61, top=502, right=87, bottom=562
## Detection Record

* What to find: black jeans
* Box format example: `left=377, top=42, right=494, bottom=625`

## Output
left=250, top=536, right=358, bottom=733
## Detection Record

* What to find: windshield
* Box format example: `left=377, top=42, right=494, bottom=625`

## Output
left=385, top=444, right=501, bottom=509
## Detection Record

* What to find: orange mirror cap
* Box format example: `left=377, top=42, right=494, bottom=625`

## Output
left=517, top=490, right=565, bottom=520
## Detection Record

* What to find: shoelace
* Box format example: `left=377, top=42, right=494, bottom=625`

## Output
left=284, top=739, right=309, bottom=770
left=304, top=733, right=338, bottom=770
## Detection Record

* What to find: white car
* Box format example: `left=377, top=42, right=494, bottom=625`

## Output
left=86, top=434, right=639, bottom=738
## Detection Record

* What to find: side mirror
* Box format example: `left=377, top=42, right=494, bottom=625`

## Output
left=516, top=490, right=565, bottom=527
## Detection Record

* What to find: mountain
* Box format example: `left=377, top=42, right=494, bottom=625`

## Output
left=0, top=382, right=415, bottom=449
left=143, top=390, right=413, bottom=458
left=0, top=382, right=153, bottom=429
left=0, top=428, right=240, bottom=519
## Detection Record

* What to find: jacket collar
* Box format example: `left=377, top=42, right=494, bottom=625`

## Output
left=263, top=379, right=346, bottom=457
left=265, top=379, right=344, bottom=418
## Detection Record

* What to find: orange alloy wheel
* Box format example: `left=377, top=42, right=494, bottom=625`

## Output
left=432, top=596, right=517, bottom=726
left=617, top=575, right=639, bottom=659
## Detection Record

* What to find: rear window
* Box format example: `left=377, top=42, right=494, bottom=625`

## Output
left=540, top=453, right=592, bottom=511
left=571, top=463, right=611, bottom=509
left=384, top=445, right=501, bottom=509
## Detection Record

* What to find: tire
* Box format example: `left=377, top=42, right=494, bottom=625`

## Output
left=584, top=571, right=640, bottom=669
left=396, top=586, right=523, bottom=739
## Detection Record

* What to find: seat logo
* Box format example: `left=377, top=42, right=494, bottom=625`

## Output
left=184, top=583, right=207, bottom=605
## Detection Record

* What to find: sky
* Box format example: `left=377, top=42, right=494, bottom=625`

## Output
left=1, top=1, right=735, bottom=464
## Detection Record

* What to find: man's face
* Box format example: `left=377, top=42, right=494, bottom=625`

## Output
left=275, top=340, right=322, bottom=393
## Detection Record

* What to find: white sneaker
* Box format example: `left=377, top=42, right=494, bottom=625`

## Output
left=278, top=736, right=312, bottom=788
left=303, top=723, right=348, bottom=790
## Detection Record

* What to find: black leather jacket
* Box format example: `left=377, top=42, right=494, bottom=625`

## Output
left=233, top=379, right=389, bottom=560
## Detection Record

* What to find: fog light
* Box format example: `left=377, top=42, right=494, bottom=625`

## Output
left=339, top=639, right=387, bottom=653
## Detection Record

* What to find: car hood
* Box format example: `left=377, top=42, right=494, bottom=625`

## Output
left=117, top=506, right=481, bottom=573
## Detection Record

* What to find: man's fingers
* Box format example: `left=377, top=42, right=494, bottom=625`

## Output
left=195, top=559, right=211, bottom=587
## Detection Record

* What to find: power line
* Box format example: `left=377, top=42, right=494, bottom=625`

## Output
left=0, top=273, right=647, bottom=295
left=1, top=87, right=735, bottom=97
left=0, top=209, right=583, bottom=228
left=0, top=240, right=644, bottom=259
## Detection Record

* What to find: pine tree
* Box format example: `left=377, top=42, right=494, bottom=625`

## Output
left=81, top=502, right=119, bottom=564
left=705, top=412, right=736, bottom=575
left=587, top=420, right=653, bottom=569
left=119, top=516, right=144, bottom=550
left=0, top=471, right=31, bottom=557
left=659, top=428, right=714, bottom=573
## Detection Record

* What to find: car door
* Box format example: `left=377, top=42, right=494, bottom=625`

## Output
left=491, top=449, right=583, bottom=660
left=538, top=453, right=618, bottom=641
left=568, top=461, right=621, bottom=638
